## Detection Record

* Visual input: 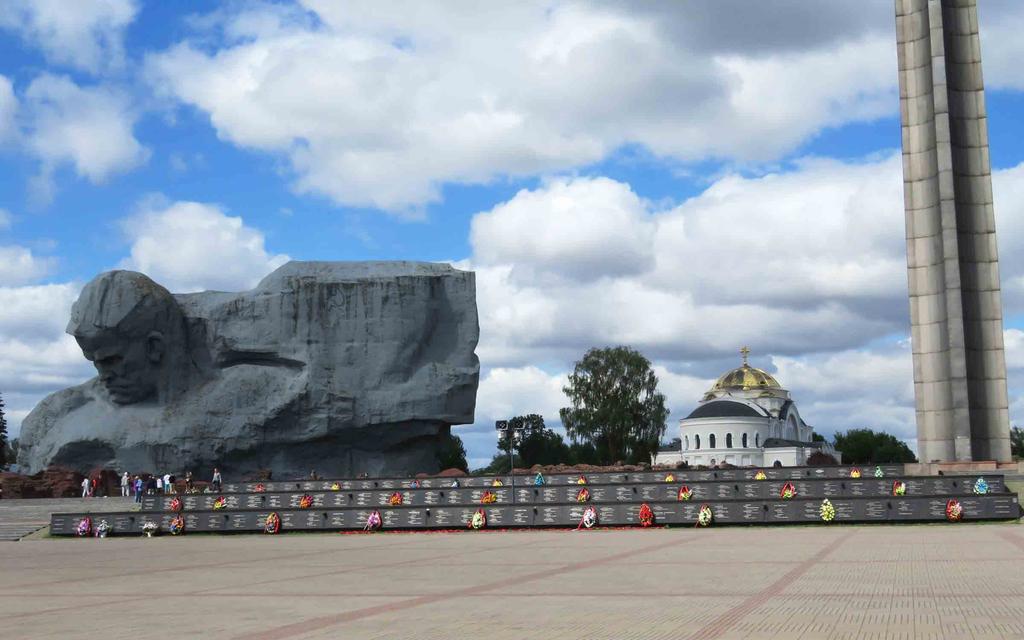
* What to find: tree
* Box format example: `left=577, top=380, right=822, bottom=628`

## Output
left=806, top=451, right=838, bottom=466
left=811, top=432, right=826, bottom=443
left=508, top=415, right=571, bottom=467
left=1010, top=426, right=1024, bottom=459
left=560, top=346, right=669, bottom=464
left=832, top=428, right=917, bottom=464
left=435, top=432, right=469, bottom=472
left=0, top=391, right=7, bottom=468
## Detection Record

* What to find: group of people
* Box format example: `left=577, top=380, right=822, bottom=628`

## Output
left=80, top=468, right=223, bottom=502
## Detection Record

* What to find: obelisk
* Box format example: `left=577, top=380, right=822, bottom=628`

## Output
left=896, top=0, right=1011, bottom=462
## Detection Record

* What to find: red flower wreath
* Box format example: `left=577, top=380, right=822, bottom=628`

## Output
left=388, top=492, right=403, bottom=506
left=469, top=508, right=486, bottom=530
left=677, top=485, right=693, bottom=501
left=576, top=475, right=588, bottom=485
left=638, top=503, right=654, bottom=527
left=946, top=499, right=963, bottom=522
left=298, top=494, right=314, bottom=509
left=254, top=483, right=266, bottom=493
left=480, top=490, right=498, bottom=504
left=264, top=512, right=281, bottom=534
left=779, top=482, right=797, bottom=500
left=575, top=487, right=591, bottom=503
left=169, top=496, right=183, bottom=512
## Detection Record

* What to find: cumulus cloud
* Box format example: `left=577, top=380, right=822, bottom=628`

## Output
left=0, top=245, right=56, bottom=285
left=978, top=0, right=1024, bottom=91
left=0, top=0, right=138, bottom=74
left=22, top=74, right=148, bottom=196
left=143, top=2, right=901, bottom=212
left=119, top=199, right=290, bottom=292
left=0, top=75, right=15, bottom=143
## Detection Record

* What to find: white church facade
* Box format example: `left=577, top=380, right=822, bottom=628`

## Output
left=654, top=349, right=840, bottom=468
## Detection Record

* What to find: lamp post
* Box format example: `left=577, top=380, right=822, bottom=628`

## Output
left=495, top=419, right=527, bottom=505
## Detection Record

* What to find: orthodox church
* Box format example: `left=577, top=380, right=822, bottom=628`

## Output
left=654, top=348, right=840, bottom=467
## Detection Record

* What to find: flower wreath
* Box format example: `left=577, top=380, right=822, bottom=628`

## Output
left=874, top=466, right=885, bottom=478
left=849, top=468, right=862, bottom=479
left=95, top=520, right=112, bottom=538
left=480, top=490, right=498, bottom=504
left=470, top=508, right=487, bottom=530
left=169, top=496, right=183, bottom=512
left=677, top=485, right=693, bottom=501
left=264, top=512, right=281, bottom=534
left=491, top=478, right=503, bottom=487
left=364, top=510, right=383, bottom=531
left=254, top=483, right=266, bottom=493
left=664, top=473, right=675, bottom=483
left=973, top=477, right=989, bottom=495
left=779, top=482, right=796, bottom=500
left=76, top=517, right=92, bottom=537
left=638, top=503, right=654, bottom=527
left=299, top=494, right=314, bottom=509
left=330, top=482, right=341, bottom=491
left=577, top=506, right=598, bottom=530
left=534, top=472, right=546, bottom=486
left=754, top=471, right=767, bottom=481
left=820, top=499, right=836, bottom=522
left=946, top=499, right=963, bottom=522
left=212, top=496, right=227, bottom=510
left=169, top=515, right=185, bottom=536
left=891, top=481, right=906, bottom=497
left=696, top=504, right=713, bottom=528
left=575, top=487, right=591, bottom=503
left=576, top=475, right=588, bottom=485
left=410, top=480, right=421, bottom=489
left=388, top=492, right=403, bottom=506
left=141, top=521, right=158, bottom=537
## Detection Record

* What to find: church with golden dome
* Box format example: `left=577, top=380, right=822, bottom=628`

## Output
left=655, top=348, right=841, bottom=468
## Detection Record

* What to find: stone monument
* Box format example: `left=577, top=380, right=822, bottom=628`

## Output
left=896, top=0, right=1011, bottom=462
left=17, top=261, right=480, bottom=477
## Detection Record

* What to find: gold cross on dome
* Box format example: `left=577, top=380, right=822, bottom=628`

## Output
left=740, top=346, right=750, bottom=365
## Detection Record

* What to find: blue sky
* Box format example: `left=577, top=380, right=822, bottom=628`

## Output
left=1, top=1, right=1023, bottom=468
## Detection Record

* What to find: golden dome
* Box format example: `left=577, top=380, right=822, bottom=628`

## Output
left=710, top=347, right=781, bottom=391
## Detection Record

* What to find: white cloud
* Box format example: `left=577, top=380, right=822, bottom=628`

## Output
left=0, top=0, right=138, bottom=74
left=0, top=245, right=55, bottom=285
left=23, top=74, right=148, bottom=191
left=0, top=208, right=11, bottom=229
left=145, top=2, right=900, bottom=212
left=978, top=0, right=1024, bottom=91
left=119, top=199, right=290, bottom=292
left=0, top=75, right=15, bottom=143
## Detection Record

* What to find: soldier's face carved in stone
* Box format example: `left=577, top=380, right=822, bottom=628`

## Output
left=77, top=329, right=166, bottom=405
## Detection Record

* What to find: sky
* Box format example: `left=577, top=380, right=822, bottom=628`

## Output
left=1, top=1, right=1023, bottom=469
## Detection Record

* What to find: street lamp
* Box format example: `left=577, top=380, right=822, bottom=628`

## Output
left=495, top=419, right=528, bottom=505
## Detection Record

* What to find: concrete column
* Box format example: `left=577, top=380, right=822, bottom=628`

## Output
left=896, top=0, right=1011, bottom=462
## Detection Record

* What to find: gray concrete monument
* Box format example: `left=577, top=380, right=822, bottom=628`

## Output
left=896, top=0, right=1011, bottom=462
left=17, top=262, right=479, bottom=477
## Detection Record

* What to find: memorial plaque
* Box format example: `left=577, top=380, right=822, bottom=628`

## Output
left=862, top=500, right=888, bottom=520
left=739, top=483, right=762, bottom=499
left=846, top=480, right=869, bottom=497
left=768, top=501, right=798, bottom=523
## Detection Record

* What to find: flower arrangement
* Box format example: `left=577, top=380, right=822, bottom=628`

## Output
left=946, top=499, right=963, bottom=522
left=470, top=509, right=486, bottom=530
left=664, top=473, right=675, bottom=483
left=491, top=479, right=503, bottom=487
left=575, top=487, right=591, bottom=503
left=480, top=490, right=498, bottom=504
left=330, top=482, right=341, bottom=491
left=169, top=497, right=183, bottom=512
left=95, top=520, right=112, bottom=538
left=169, top=515, right=185, bottom=536
left=677, top=485, right=693, bottom=501
left=638, top=503, right=654, bottom=527
left=576, top=475, right=588, bottom=485
left=754, top=471, right=767, bottom=481
left=264, top=512, right=281, bottom=534
left=364, top=510, right=383, bottom=531
left=141, top=522, right=158, bottom=537
left=779, top=482, right=796, bottom=500
left=388, top=492, right=403, bottom=506
left=973, top=478, right=989, bottom=495
left=299, top=494, right=314, bottom=509
left=874, top=466, right=884, bottom=478
left=820, top=499, right=836, bottom=522
left=696, top=504, right=713, bottom=528
left=76, top=517, right=92, bottom=537
left=577, top=506, right=598, bottom=530
left=212, top=496, right=227, bottom=510
left=892, top=481, right=906, bottom=497
left=410, top=480, right=421, bottom=489
left=254, top=483, right=266, bottom=493
left=534, top=472, right=545, bottom=486
left=849, top=468, right=862, bottom=479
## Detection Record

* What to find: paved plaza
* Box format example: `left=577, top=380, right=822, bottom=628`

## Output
left=1, top=521, right=1023, bottom=639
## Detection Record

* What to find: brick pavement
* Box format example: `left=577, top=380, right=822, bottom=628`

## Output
left=0, top=523, right=1022, bottom=639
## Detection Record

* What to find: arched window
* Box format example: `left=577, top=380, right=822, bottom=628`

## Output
left=755, top=433, right=760, bottom=447
left=742, top=433, right=748, bottom=448
left=726, top=433, right=733, bottom=448
left=694, top=434, right=700, bottom=450
left=684, top=436, right=689, bottom=450
left=709, top=433, right=716, bottom=449
left=773, top=460, right=783, bottom=468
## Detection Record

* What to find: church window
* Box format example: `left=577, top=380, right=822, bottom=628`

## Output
left=726, top=433, right=733, bottom=448
left=742, top=433, right=748, bottom=448
left=709, top=433, right=716, bottom=449
left=694, top=435, right=700, bottom=450
left=755, top=433, right=760, bottom=447
left=684, top=436, right=689, bottom=450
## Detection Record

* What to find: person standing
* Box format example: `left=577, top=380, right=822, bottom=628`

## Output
left=185, top=471, right=193, bottom=493
left=156, top=474, right=163, bottom=494
left=133, top=476, right=143, bottom=503
left=81, top=476, right=91, bottom=498
left=121, top=472, right=130, bottom=497
left=163, top=472, right=172, bottom=494
left=211, top=467, right=222, bottom=492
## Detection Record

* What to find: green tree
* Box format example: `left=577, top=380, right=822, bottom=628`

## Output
left=560, top=346, right=669, bottom=464
left=832, top=428, right=917, bottom=464
left=508, top=414, right=571, bottom=467
left=435, top=432, right=469, bottom=472
left=1010, top=426, right=1024, bottom=459
left=0, top=391, right=7, bottom=468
